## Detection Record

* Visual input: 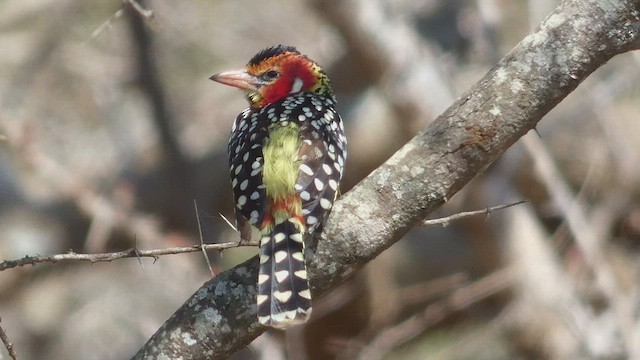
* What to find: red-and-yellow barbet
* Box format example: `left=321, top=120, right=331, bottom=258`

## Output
left=210, top=45, right=346, bottom=328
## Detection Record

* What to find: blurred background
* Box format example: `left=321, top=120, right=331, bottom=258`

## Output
left=1, top=0, right=640, bottom=359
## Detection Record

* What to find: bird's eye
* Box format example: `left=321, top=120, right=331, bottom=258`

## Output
left=262, top=70, right=279, bottom=81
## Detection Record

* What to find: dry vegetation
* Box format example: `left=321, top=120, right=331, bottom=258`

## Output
left=0, top=0, right=639, bottom=359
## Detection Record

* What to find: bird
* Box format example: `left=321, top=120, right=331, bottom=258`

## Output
left=210, top=45, right=347, bottom=329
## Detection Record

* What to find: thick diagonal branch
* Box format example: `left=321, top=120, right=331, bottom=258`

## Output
left=132, top=0, right=640, bottom=358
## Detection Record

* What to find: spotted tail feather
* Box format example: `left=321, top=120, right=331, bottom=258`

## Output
left=257, top=218, right=311, bottom=328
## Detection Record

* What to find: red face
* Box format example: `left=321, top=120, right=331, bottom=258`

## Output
left=210, top=52, right=318, bottom=108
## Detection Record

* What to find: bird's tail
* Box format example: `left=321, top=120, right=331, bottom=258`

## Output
left=257, top=217, right=311, bottom=328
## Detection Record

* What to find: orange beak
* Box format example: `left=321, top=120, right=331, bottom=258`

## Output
left=209, top=70, right=259, bottom=92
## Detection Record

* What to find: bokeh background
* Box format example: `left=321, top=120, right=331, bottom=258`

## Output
left=1, top=0, right=640, bottom=359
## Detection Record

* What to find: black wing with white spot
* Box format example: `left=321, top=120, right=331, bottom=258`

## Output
left=289, top=94, right=347, bottom=235
left=228, top=108, right=268, bottom=240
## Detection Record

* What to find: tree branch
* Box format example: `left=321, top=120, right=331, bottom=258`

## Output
left=0, top=319, right=18, bottom=360
left=0, top=242, right=251, bottom=271
left=0, top=201, right=518, bottom=270
left=422, top=200, right=528, bottom=227
left=132, top=0, right=640, bottom=358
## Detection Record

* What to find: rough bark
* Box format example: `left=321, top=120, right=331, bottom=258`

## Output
left=132, top=0, right=640, bottom=358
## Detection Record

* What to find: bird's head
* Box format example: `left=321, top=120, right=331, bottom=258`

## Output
left=210, top=45, right=332, bottom=109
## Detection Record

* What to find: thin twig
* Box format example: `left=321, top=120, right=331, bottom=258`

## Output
left=194, top=200, right=214, bottom=276
left=85, top=8, right=125, bottom=44
left=125, top=0, right=155, bottom=21
left=134, top=235, right=144, bottom=269
left=0, top=201, right=525, bottom=272
left=0, top=318, right=18, bottom=360
left=219, top=213, right=238, bottom=232
left=0, top=241, right=257, bottom=272
left=422, top=200, right=528, bottom=226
